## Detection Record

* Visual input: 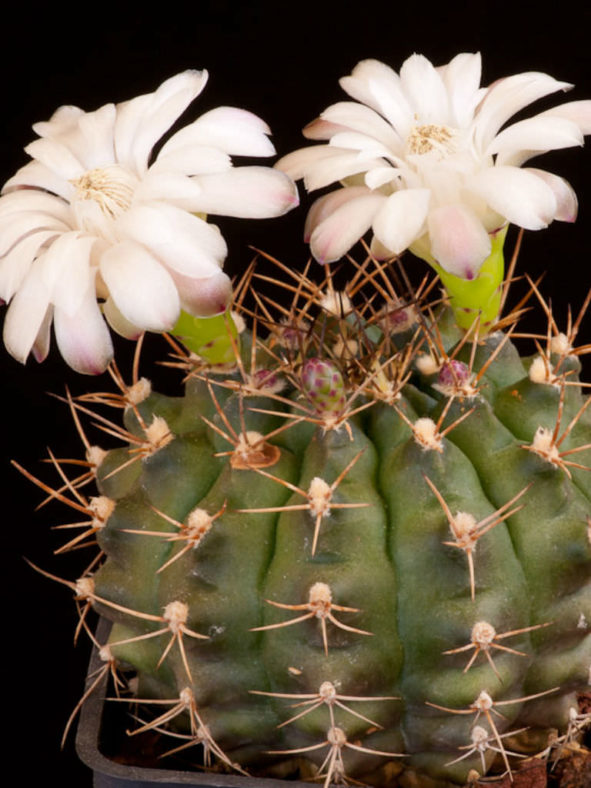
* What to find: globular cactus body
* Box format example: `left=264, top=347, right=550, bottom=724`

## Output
left=43, top=272, right=590, bottom=787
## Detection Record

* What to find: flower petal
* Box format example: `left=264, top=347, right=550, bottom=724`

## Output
left=0, top=230, right=57, bottom=302
left=314, top=101, right=402, bottom=150
left=167, top=268, right=233, bottom=316
left=428, top=203, right=492, bottom=278
left=186, top=167, right=299, bottom=218
left=122, top=71, right=209, bottom=174
left=467, top=165, right=557, bottom=229
left=309, top=192, right=385, bottom=262
left=475, top=71, right=573, bottom=151
left=100, top=240, right=180, bottom=330
left=400, top=54, right=450, bottom=124
left=3, top=259, right=51, bottom=363
left=490, top=116, right=584, bottom=166
left=524, top=168, right=578, bottom=222
left=38, top=232, right=95, bottom=316
left=372, top=189, right=430, bottom=254
left=440, top=52, right=484, bottom=128
left=537, top=100, right=591, bottom=134
left=117, top=201, right=227, bottom=277
left=53, top=283, right=113, bottom=374
left=160, top=106, right=276, bottom=158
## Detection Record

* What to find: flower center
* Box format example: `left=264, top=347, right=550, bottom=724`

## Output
left=406, top=124, right=455, bottom=157
left=72, top=165, right=137, bottom=219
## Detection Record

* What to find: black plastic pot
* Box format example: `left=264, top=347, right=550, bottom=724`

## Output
left=75, top=619, right=309, bottom=788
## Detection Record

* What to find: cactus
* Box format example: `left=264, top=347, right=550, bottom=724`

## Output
left=25, top=253, right=590, bottom=787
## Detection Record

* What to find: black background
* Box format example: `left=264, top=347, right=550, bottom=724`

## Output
left=2, top=2, right=589, bottom=784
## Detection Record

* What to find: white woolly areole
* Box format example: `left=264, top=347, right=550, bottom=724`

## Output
left=308, top=581, right=333, bottom=615
left=163, top=600, right=189, bottom=632
left=471, top=620, right=496, bottom=647
left=528, top=355, right=559, bottom=386
left=413, top=417, right=443, bottom=451
left=531, top=426, right=561, bottom=466
left=89, top=495, right=116, bottom=526
left=319, top=290, right=353, bottom=316
left=307, top=477, right=332, bottom=517
left=127, top=377, right=152, bottom=405
left=185, top=507, right=214, bottom=544
left=550, top=332, right=573, bottom=356
left=86, top=445, right=107, bottom=469
left=75, top=576, right=95, bottom=599
left=416, top=355, right=440, bottom=376
left=145, top=415, right=173, bottom=453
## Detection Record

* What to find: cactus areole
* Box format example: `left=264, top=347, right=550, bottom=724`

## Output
left=27, top=248, right=591, bottom=788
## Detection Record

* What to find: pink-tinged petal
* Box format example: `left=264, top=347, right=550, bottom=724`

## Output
left=100, top=240, right=180, bottom=330
left=2, top=160, right=75, bottom=201
left=53, top=283, right=113, bottom=374
left=187, top=167, right=298, bottom=218
left=0, top=211, right=71, bottom=256
left=24, top=136, right=86, bottom=181
left=314, top=101, right=402, bottom=150
left=537, top=100, right=591, bottom=134
left=0, top=230, right=57, bottom=302
left=309, top=192, right=385, bottom=263
left=400, top=54, right=450, bottom=124
left=117, top=201, right=227, bottom=277
left=160, top=106, right=276, bottom=159
left=40, top=233, right=95, bottom=316
left=475, top=72, right=573, bottom=151
left=130, top=71, right=209, bottom=173
left=467, top=165, right=557, bottom=229
left=340, top=59, right=414, bottom=137
left=152, top=145, right=232, bottom=175
left=303, top=117, right=350, bottom=140
left=428, top=204, right=492, bottom=278
left=525, top=168, right=578, bottom=222
left=490, top=116, right=584, bottom=166
left=167, top=268, right=232, bottom=316
left=372, top=189, right=430, bottom=254
left=2, top=259, right=51, bottom=363
left=31, top=306, right=53, bottom=363
left=304, top=186, right=374, bottom=241
left=103, top=297, right=144, bottom=340
left=440, top=52, right=484, bottom=128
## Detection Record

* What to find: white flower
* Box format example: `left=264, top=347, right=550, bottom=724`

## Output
left=277, top=53, right=590, bottom=278
left=0, top=70, right=298, bottom=373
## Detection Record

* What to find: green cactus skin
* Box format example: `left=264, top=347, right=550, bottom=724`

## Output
left=33, top=269, right=590, bottom=787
